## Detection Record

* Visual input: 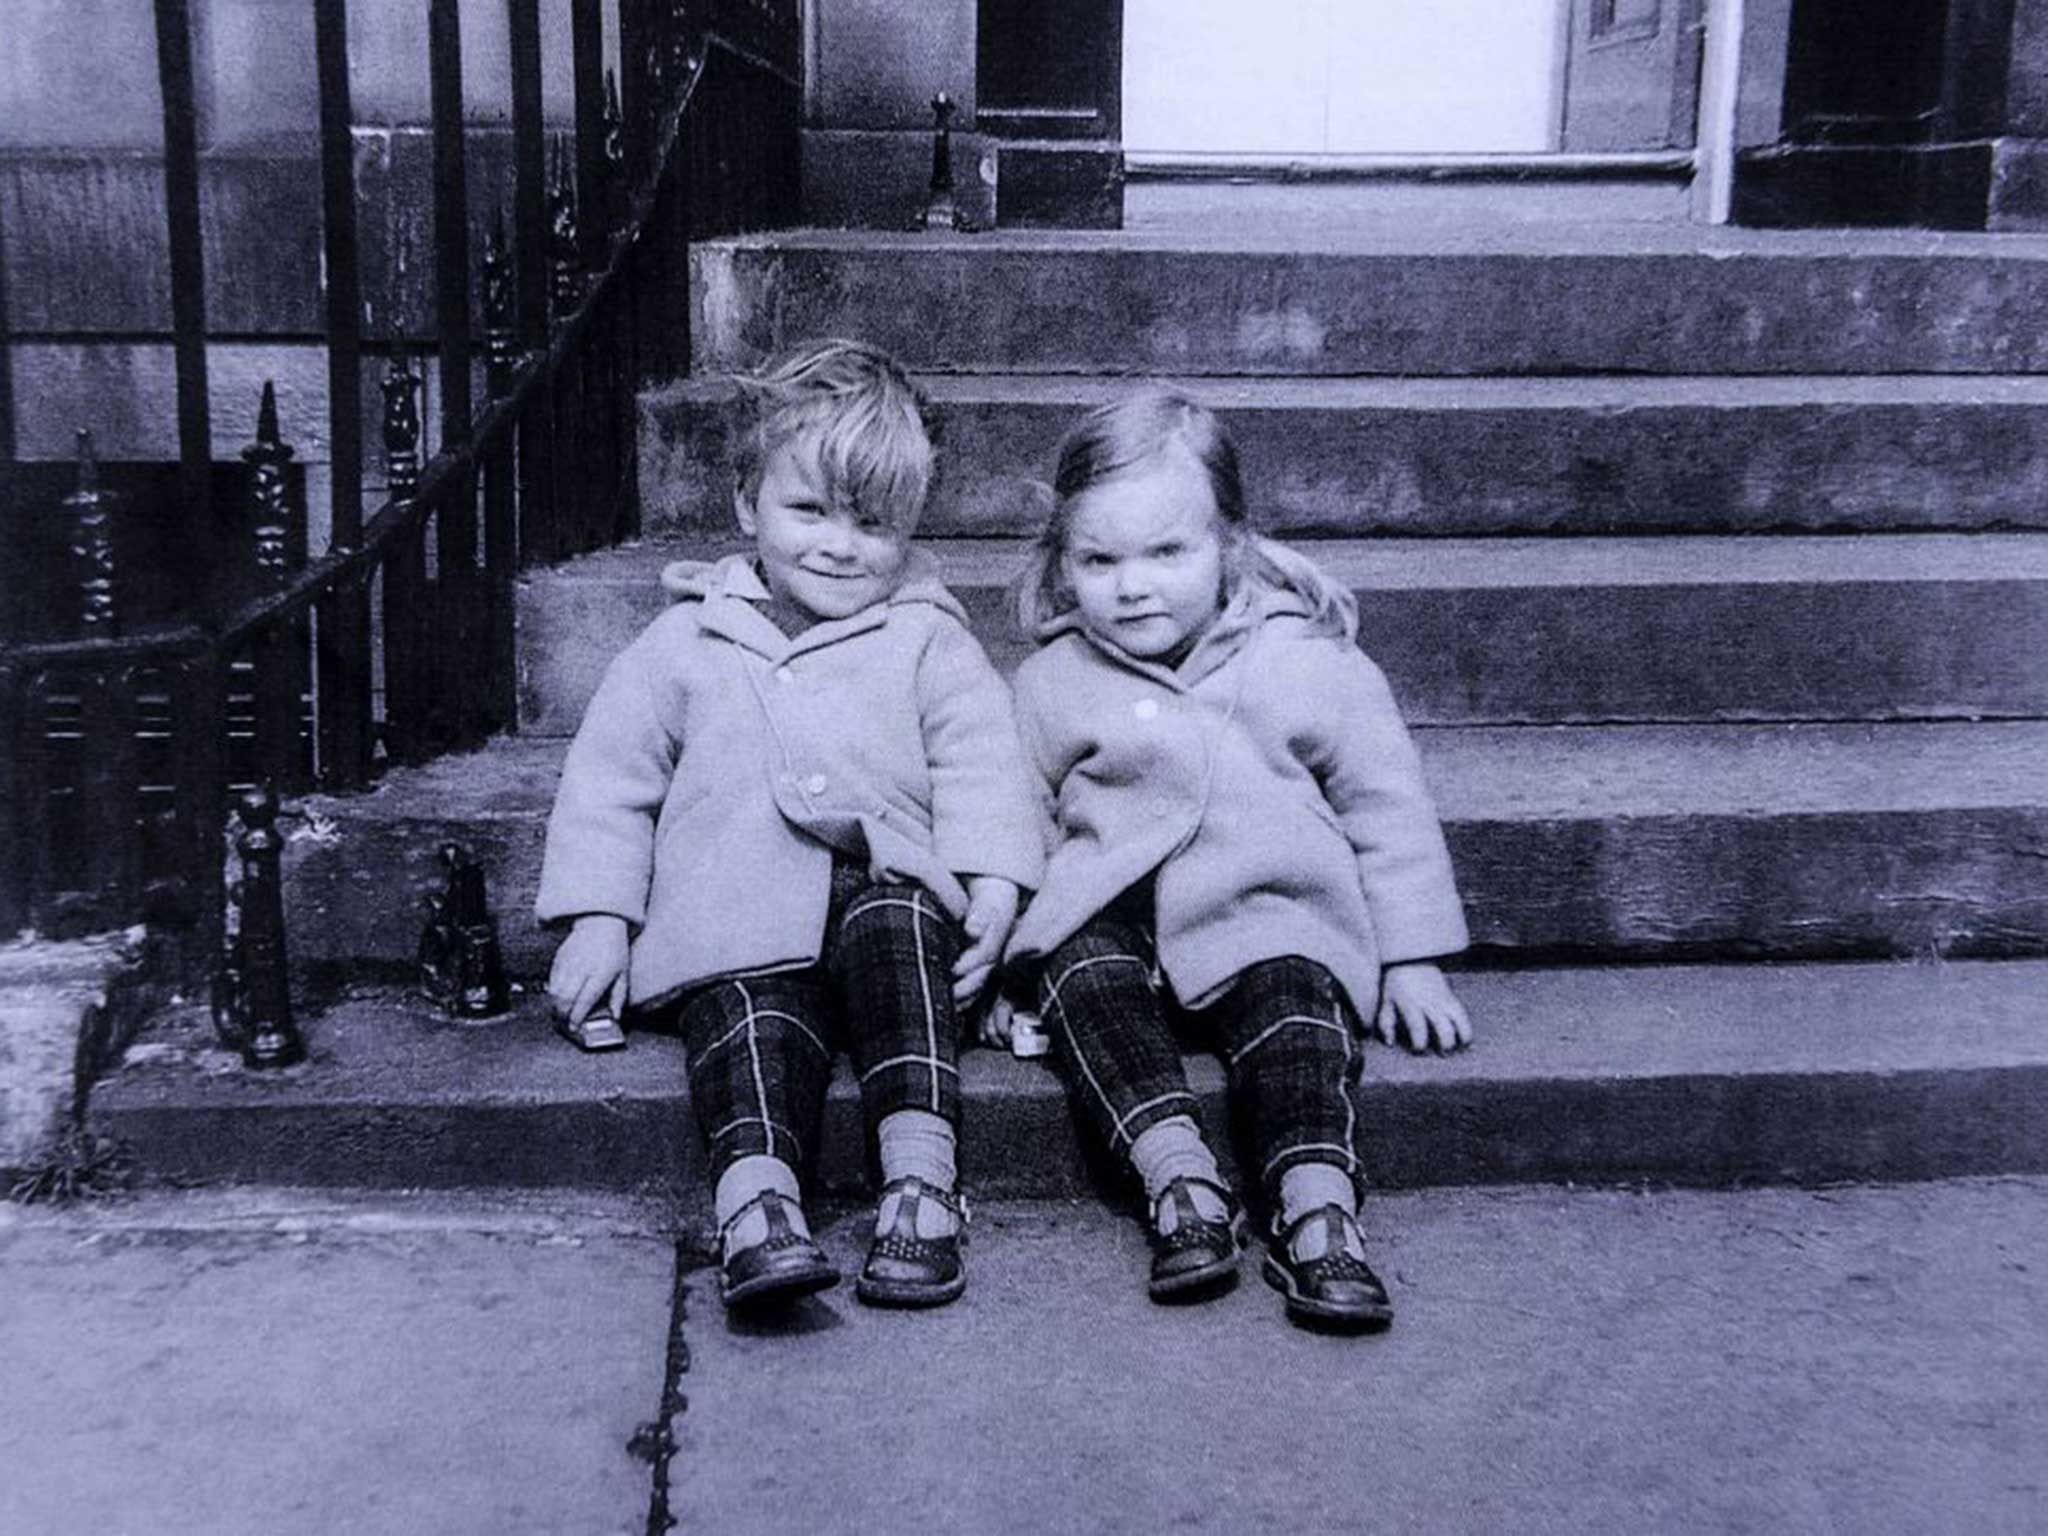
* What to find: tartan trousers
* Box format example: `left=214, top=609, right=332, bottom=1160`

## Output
left=673, top=858, right=963, bottom=1186
left=1036, top=887, right=1368, bottom=1202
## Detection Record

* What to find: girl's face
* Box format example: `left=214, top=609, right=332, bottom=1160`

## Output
left=736, top=435, right=911, bottom=622
left=1061, top=448, right=1227, bottom=661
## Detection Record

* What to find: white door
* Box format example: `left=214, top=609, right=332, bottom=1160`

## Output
left=1123, top=0, right=1693, bottom=157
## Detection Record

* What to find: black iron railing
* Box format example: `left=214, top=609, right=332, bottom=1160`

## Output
left=0, top=0, right=801, bottom=963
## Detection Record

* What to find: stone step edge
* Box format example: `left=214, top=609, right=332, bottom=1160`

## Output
left=650, top=372, right=2048, bottom=409
left=312, top=723, right=2048, bottom=823
left=87, top=959, right=2048, bottom=1208
left=529, top=533, right=2048, bottom=589
left=700, top=226, right=2048, bottom=259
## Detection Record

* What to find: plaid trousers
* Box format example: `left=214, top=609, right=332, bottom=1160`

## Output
left=1036, top=886, right=1367, bottom=1201
left=673, top=857, right=963, bottom=1185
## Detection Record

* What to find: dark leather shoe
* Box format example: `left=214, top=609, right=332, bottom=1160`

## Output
left=1262, top=1205, right=1393, bottom=1331
left=1147, top=1176, right=1243, bottom=1301
left=857, top=1176, right=969, bottom=1309
left=719, top=1190, right=839, bottom=1308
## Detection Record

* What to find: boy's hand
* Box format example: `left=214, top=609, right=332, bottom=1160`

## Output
left=550, top=914, right=629, bottom=1026
left=1373, top=961, right=1472, bottom=1054
left=952, top=877, right=1020, bottom=1007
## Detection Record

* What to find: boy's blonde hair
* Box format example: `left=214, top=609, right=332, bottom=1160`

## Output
left=1016, top=388, right=1358, bottom=641
left=729, top=338, right=935, bottom=532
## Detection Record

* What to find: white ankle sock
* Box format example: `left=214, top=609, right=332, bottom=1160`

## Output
left=715, top=1155, right=805, bottom=1255
left=1130, top=1116, right=1229, bottom=1229
left=876, top=1109, right=960, bottom=1239
left=1278, top=1162, right=1362, bottom=1260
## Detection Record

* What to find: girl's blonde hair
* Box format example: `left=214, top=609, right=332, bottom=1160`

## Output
left=729, top=338, right=935, bottom=532
left=1015, top=388, right=1358, bottom=641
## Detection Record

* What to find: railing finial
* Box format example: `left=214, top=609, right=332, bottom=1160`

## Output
left=64, top=427, right=119, bottom=633
left=255, top=378, right=282, bottom=448
left=483, top=208, right=518, bottom=388
left=549, top=142, right=583, bottom=318
left=381, top=349, right=423, bottom=502
left=601, top=67, right=627, bottom=239
left=242, top=380, right=297, bottom=581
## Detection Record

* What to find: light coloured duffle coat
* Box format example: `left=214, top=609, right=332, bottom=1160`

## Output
left=536, top=552, right=1045, bottom=1008
left=1005, top=579, right=1468, bottom=1023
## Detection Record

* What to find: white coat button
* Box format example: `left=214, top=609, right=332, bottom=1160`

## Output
left=775, top=666, right=795, bottom=685
left=1133, top=698, right=1160, bottom=720
left=805, top=773, right=829, bottom=796
left=1150, top=798, right=1173, bottom=819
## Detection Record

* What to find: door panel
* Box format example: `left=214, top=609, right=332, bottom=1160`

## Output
left=1121, top=0, right=1700, bottom=157
left=1560, top=0, right=1704, bottom=150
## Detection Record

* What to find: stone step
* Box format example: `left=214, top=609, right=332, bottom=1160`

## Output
left=641, top=374, right=2048, bottom=540
left=517, top=535, right=2048, bottom=731
left=88, top=960, right=2048, bottom=1211
left=276, top=722, right=2048, bottom=978
left=692, top=227, right=2048, bottom=378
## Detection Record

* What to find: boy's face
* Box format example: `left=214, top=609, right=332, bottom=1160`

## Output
left=736, top=437, right=912, bottom=622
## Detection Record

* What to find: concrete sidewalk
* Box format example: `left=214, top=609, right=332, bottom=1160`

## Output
left=2, top=1179, right=2043, bottom=1535
left=0, top=1191, right=676, bottom=1536
left=681, top=1180, right=2048, bottom=1535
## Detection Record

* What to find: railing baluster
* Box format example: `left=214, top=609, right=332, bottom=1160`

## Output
left=572, top=0, right=608, bottom=273
left=428, top=0, right=474, bottom=449
left=619, top=0, right=656, bottom=186
left=481, top=218, right=519, bottom=732
left=314, top=0, right=364, bottom=553
left=427, top=0, right=476, bottom=754
left=313, top=0, right=372, bottom=789
left=0, top=661, right=23, bottom=934
left=510, top=0, right=549, bottom=356
left=380, top=353, right=426, bottom=761
left=517, top=389, right=559, bottom=570
left=0, top=156, right=16, bottom=467
left=152, top=0, right=216, bottom=617
left=242, top=384, right=306, bottom=790
left=554, top=325, right=590, bottom=554
left=169, top=648, right=225, bottom=970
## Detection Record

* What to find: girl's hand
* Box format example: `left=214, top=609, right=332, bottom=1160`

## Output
left=953, top=877, right=1021, bottom=1007
left=549, top=914, right=629, bottom=1026
left=979, top=993, right=1016, bottom=1050
left=1373, top=961, right=1472, bottom=1054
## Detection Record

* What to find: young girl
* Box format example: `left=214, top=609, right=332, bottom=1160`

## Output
left=539, top=340, right=1043, bottom=1311
left=999, top=389, right=1472, bottom=1331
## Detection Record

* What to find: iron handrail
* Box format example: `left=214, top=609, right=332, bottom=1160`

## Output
left=5, top=43, right=717, bottom=670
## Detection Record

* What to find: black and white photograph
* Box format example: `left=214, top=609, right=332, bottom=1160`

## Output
left=2, top=1, right=2044, bottom=1531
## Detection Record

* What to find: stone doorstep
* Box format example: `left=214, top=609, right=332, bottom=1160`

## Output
left=689, top=230, right=2048, bottom=378
left=515, top=535, right=2048, bottom=733
left=639, top=374, right=2048, bottom=540
left=85, top=959, right=2048, bottom=1220
left=272, top=722, right=2048, bottom=975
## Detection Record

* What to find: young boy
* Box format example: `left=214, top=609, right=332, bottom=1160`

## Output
left=537, top=339, right=1043, bottom=1310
